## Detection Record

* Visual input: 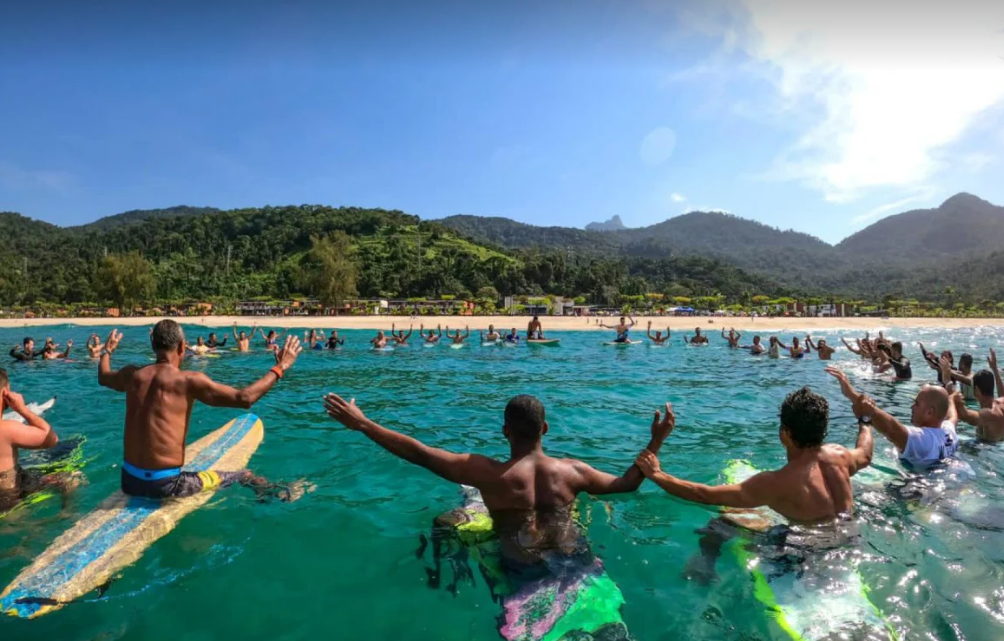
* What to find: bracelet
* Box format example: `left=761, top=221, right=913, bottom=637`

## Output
left=269, top=366, right=284, bottom=380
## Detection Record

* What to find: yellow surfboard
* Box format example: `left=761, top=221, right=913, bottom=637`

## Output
left=1, top=413, right=263, bottom=619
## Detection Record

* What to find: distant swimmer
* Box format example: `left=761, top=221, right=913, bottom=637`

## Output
left=951, top=349, right=1004, bottom=442
left=0, top=367, right=80, bottom=512
left=87, top=334, right=105, bottom=358
left=873, top=342, right=912, bottom=380
left=527, top=315, right=543, bottom=340
left=635, top=387, right=873, bottom=582
left=919, top=343, right=954, bottom=385
left=767, top=336, right=781, bottom=359
left=944, top=353, right=978, bottom=401
left=9, top=338, right=44, bottom=362
left=326, top=331, right=345, bottom=350
left=721, top=328, right=741, bottom=348
left=504, top=328, right=520, bottom=343
left=446, top=326, right=469, bottom=346
left=646, top=321, right=671, bottom=345
left=323, top=393, right=674, bottom=569
left=600, top=315, right=635, bottom=344
left=804, top=335, right=835, bottom=360
left=42, top=338, right=72, bottom=361
left=420, top=324, right=443, bottom=345
left=370, top=331, right=389, bottom=350
left=187, top=337, right=212, bottom=356
left=390, top=324, right=413, bottom=346
left=828, top=366, right=958, bottom=470
left=259, top=328, right=284, bottom=353
left=98, top=322, right=307, bottom=501
left=480, top=324, right=501, bottom=343
left=685, top=327, right=709, bottom=345
left=206, top=332, right=228, bottom=349
left=741, top=335, right=766, bottom=355
left=232, top=323, right=256, bottom=352
left=775, top=336, right=807, bottom=359
left=841, top=336, right=868, bottom=359
left=304, top=330, right=325, bottom=350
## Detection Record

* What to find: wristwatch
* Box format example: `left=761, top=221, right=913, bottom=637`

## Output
left=858, top=415, right=872, bottom=425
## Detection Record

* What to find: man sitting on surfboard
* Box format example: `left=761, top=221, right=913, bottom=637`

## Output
left=232, top=323, right=256, bottom=352
left=420, top=324, right=442, bottom=345
left=206, top=332, right=227, bottom=349
left=685, top=327, right=708, bottom=345
left=390, top=324, right=413, bottom=346
left=741, top=335, right=765, bottom=355
left=326, top=331, right=345, bottom=349
left=721, top=328, right=741, bottom=348
left=804, top=335, right=835, bottom=360
left=97, top=321, right=306, bottom=501
left=446, top=326, right=469, bottom=346
left=504, top=328, right=520, bottom=343
left=634, top=385, right=874, bottom=582
left=600, top=315, right=635, bottom=343
left=0, top=368, right=75, bottom=512
left=370, top=331, right=389, bottom=350
left=646, top=322, right=670, bottom=345
left=481, top=325, right=501, bottom=343
left=323, top=393, right=675, bottom=571
left=187, top=337, right=212, bottom=356
left=87, top=334, right=104, bottom=358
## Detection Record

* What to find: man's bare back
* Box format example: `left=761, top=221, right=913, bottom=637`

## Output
left=741, top=444, right=858, bottom=523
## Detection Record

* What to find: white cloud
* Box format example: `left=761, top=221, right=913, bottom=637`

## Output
left=640, top=127, right=677, bottom=165
left=851, top=190, right=936, bottom=225
left=682, top=0, right=1004, bottom=203
left=670, top=192, right=687, bottom=202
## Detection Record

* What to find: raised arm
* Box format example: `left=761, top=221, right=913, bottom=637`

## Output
left=841, top=337, right=861, bottom=354
left=97, top=330, right=137, bottom=392
left=1, top=390, right=57, bottom=449
left=636, top=451, right=775, bottom=509
left=846, top=420, right=874, bottom=475
left=569, top=403, right=675, bottom=495
left=721, top=328, right=728, bottom=339
left=463, top=326, right=470, bottom=339
left=323, top=393, right=497, bottom=486
left=953, top=392, right=982, bottom=427
left=989, top=349, right=1003, bottom=398
left=647, top=322, right=656, bottom=341
left=189, top=336, right=301, bottom=408
left=404, top=326, right=413, bottom=339
left=805, top=336, right=817, bottom=350
left=58, top=340, right=72, bottom=358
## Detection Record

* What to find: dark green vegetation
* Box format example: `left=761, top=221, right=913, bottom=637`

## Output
left=442, top=193, right=1004, bottom=301
left=0, top=206, right=786, bottom=311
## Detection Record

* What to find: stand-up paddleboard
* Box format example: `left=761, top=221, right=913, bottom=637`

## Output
left=603, top=340, right=642, bottom=346
left=1, top=413, right=264, bottom=619
left=423, top=342, right=438, bottom=348
left=526, top=339, right=561, bottom=346
left=444, top=485, right=628, bottom=641
left=449, top=343, right=466, bottom=350
left=372, top=346, right=395, bottom=352
left=3, top=397, right=57, bottom=424
left=721, top=460, right=895, bottom=640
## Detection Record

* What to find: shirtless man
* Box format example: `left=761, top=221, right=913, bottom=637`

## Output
left=42, top=338, right=72, bottom=360
left=420, top=325, right=442, bottom=345
left=390, top=324, right=413, bottom=346
left=0, top=368, right=76, bottom=512
left=527, top=316, right=543, bottom=340
left=721, top=328, right=741, bottom=348
left=742, top=335, right=765, bottom=355
left=480, top=325, right=501, bottom=343
left=370, top=331, right=389, bottom=350
left=600, top=316, right=635, bottom=344
left=232, top=323, right=256, bottom=352
left=646, top=322, right=670, bottom=345
left=804, top=336, right=835, bottom=360
left=685, top=327, right=709, bottom=345
left=827, top=366, right=958, bottom=469
left=326, top=331, right=345, bottom=349
left=323, top=393, right=673, bottom=570
left=446, top=326, right=469, bottom=346
left=206, top=332, right=228, bottom=350
left=950, top=349, right=1004, bottom=442
left=87, top=334, right=105, bottom=358
left=98, top=321, right=305, bottom=500
left=635, top=386, right=873, bottom=581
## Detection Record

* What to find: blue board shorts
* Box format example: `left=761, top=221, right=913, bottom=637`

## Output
left=121, top=464, right=245, bottom=499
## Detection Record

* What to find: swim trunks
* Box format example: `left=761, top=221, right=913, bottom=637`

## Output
left=121, top=463, right=245, bottom=499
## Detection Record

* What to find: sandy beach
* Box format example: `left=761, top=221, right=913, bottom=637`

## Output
left=1, top=315, right=1002, bottom=333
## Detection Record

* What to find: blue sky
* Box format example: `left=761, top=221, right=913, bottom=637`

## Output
left=1, top=0, right=1002, bottom=243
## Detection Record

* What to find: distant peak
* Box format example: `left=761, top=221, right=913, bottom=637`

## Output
left=585, top=215, right=626, bottom=231
left=940, top=192, right=986, bottom=208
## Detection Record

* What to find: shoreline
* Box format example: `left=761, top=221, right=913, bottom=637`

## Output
left=1, top=315, right=1002, bottom=333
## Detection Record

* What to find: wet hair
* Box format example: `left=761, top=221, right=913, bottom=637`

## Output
left=22, top=337, right=32, bottom=347
left=505, top=395, right=546, bottom=441
left=0, top=367, right=8, bottom=390
left=151, top=319, right=185, bottom=351
left=973, top=370, right=996, bottom=397
left=960, top=353, right=973, bottom=369
left=779, top=387, right=829, bottom=449
left=891, top=341, right=903, bottom=355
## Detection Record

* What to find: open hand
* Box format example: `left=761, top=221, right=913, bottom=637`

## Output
left=635, top=450, right=661, bottom=478
left=105, top=329, right=123, bottom=354
left=650, top=402, right=676, bottom=442
left=1, top=388, right=26, bottom=414
left=825, top=366, right=860, bottom=402
left=324, top=393, right=369, bottom=430
left=276, top=335, right=302, bottom=371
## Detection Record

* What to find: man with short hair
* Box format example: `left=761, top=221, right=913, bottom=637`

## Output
left=600, top=315, right=635, bottom=343
left=323, top=392, right=673, bottom=568
left=232, top=323, right=256, bottom=352
left=98, top=320, right=306, bottom=500
left=9, top=337, right=43, bottom=362
left=685, top=327, right=709, bottom=345
left=874, top=341, right=912, bottom=380
left=527, top=315, right=543, bottom=340
left=42, top=338, right=72, bottom=360
left=828, top=366, right=958, bottom=469
left=206, top=332, right=227, bottom=349
left=721, top=328, right=741, bottom=348
left=949, top=349, right=1004, bottom=442
left=804, top=335, right=835, bottom=360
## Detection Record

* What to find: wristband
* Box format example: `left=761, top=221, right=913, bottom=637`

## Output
left=270, top=366, right=284, bottom=380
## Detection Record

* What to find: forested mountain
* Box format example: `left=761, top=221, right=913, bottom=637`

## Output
left=438, top=215, right=620, bottom=253
left=586, top=215, right=626, bottom=231
left=74, top=205, right=221, bottom=231
left=0, top=206, right=788, bottom=310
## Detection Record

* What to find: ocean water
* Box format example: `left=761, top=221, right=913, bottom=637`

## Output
left=1, top=324, right=1003, bottom=641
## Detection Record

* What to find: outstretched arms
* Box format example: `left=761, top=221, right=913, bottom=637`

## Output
left=190, top=336, right=301, bottom=408
left=826, top=366, right=910, bottom=452
left=636, top=451, right=776, bottom=509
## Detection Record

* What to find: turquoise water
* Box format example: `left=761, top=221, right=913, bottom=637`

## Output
left=2, top=324, right=1004, bottom=640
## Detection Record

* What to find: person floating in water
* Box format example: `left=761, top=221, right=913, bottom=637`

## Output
left=304, top=330, right=325, bottom=350
left=646, top=322, right=670, bottom=345
left=634, top=386, right=873, bottom=582
left=206, top=332, right=227, bottom=349
left=370, top=331, right=389, bottom=350
left=420, top=324, right=442, bottom=345
left=827, top=366, right=958, bottom=469
left=97, top=322, right=307, bottom=501
left=0, top=368, right=80, bottom=513
left=600, top=315, right=635, bottom=343
left=685, top=327, right=709, bottom=345
left=721, top=328, right=741, bottom=348
left=390, top=324, right=413, bottom=346
left=259, top=328, right=284, bottom=353
left=446, top=326, right=469, bottom=346
left=10, top=338, right=44, bottom=362
left=323, top=392, right=674, bottom=572
left=87, top=334, right=105, bottom=358
left=804, top=335, right=835, bottom=360
left=480, top=325, right=501, bottom=343
left=326, top=330, right=345, bottom=350
left=742, top=335, right=766, bottom=355
left=776, top=336, right=807, bottom=359
left=527, top=315, right=543, bottom=340
left=232, top=323, right=256, bottom=352
left=949, top=350, right=1004, bottom=443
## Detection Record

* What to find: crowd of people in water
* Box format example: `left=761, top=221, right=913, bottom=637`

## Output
left=2, top=316, right=1003, bottom=628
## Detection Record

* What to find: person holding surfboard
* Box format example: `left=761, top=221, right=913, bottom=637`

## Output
left=232, top=322, right=256, bottom=352
left=646, top=322, right=671, bottom=345
left=600, top=315, right=635, bottom=343
left=97, top=321, right=306, bottom=500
